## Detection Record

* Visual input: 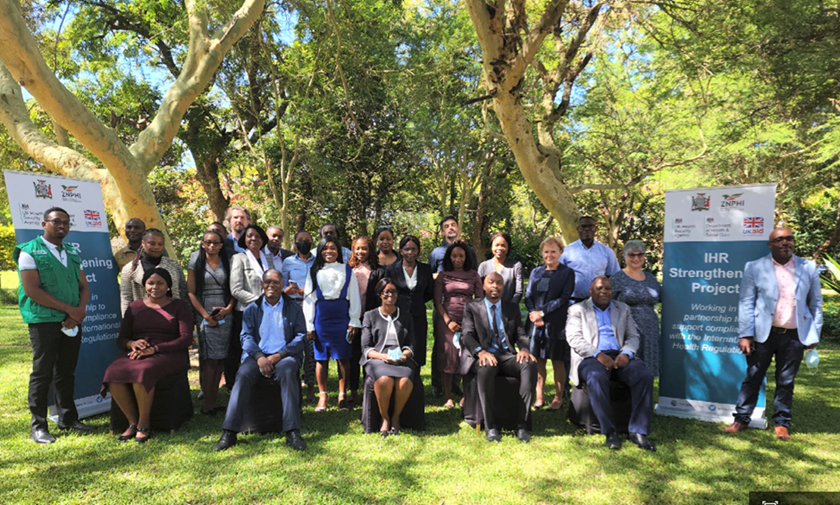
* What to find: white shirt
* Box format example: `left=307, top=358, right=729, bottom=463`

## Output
left=18, top=235, right=68, bottom=269
left=403, top=263, right=418, bottom=290
left=303, top=262, right=362, bottom=331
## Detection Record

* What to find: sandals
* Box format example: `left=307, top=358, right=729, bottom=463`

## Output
left=547, top=398, right=563, bottom=411
left=338, top=393, right=349, bottom=412
left=315, top=392, right=328, bottom=412
left=118, top=424, right=137, bottom=442
left=135, top=427, right=152, bottom=444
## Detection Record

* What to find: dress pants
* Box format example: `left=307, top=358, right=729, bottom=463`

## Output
left=733, top=331, right=805, bottom=428
left=28, top=322, right=81, bottom=430
left=473, top=352, right=536, bottom=430
left=578, top=350, right=653, bottom=435
left=224, top=311, right=244, bottom=388
left=291, top=299, right=315, bottom=387
left=222, top=356, right=302, bottom=433
left=431, top=311, right=441, bottom=389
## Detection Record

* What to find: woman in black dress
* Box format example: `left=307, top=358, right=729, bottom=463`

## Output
left=525, top=237, right=575, bottom=410
left=361, top=278, right=416, bottom=436
left=381, top=236, right=434, bottom=369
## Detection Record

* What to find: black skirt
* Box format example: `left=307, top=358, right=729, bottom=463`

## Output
left=364, top=357, right=417, bottom=381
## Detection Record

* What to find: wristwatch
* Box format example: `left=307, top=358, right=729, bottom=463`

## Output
left=539, top=311, right=545, bottom=317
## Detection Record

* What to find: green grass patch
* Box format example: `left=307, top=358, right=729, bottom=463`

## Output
left=0, top=299, right=838, bottom=504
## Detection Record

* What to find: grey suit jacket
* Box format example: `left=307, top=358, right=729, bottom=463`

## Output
left=738, top=254, right=822, bottom=345
left=230, top=253, right=275, bottom=311
left=565, top=299, right=640, bottom=387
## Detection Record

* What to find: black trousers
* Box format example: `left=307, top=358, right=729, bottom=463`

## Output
left=734, top=331, right=805, bottom=428
left=28, top=322, right=81, bottom=430
left=224, top=311, right=244, bottom=389
left=473, top=352, right=536, bottom=430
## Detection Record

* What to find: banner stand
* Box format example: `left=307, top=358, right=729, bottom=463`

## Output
left=656, top=183, right=776, bottom=428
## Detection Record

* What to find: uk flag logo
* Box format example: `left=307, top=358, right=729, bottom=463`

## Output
left=743, top=216, right=764, bottom=235
left=84, top=209, right=102, bottom=227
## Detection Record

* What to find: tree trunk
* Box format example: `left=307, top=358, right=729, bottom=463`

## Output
left=193, top=147, right=230, bottom=222
left=0, top=0, right=266, bottom=258
left=491, top=92, right=581, bottom=241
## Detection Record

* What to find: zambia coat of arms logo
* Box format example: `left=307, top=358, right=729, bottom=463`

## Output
left=691, top=193, right=710, bottom=211
left=33, top=179, right=53, bottom=199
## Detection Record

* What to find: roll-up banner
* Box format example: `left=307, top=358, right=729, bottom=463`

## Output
left=4, top=170, right=122, bottom=418
left=657, top=183, right=776, bottom=427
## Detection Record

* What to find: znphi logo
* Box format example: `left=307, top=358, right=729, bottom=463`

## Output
left=720, top=193, right=745, bottom=208
left=61, top=184, right=82, bottom=201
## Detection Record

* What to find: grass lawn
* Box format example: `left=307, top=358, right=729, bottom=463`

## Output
left=0, top=303, right=838, bottom=505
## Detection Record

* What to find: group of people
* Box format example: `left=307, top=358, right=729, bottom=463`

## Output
left=15, top=206, right=823, bottom=452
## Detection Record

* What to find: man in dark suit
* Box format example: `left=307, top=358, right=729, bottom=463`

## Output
left=566, top=277, right=656, bottom=451
left=461, top=273, right=537, bottom=443
left=215, top=269, right=307, bottom=451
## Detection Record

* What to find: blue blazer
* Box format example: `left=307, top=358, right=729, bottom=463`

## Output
left=240, top=294, right=307, bottom=363
left=738, top=254, right=823, bottom=345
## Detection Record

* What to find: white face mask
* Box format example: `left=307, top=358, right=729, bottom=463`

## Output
left=61, top=325, right=79, bottom=337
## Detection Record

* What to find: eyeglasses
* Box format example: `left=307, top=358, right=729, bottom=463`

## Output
left=770, top=236, right=795, bottom=244
left=203, top=241, right=222, bottom=246
left=263, top=280, right=284, bottom=286
left=46, top=219, right=71, bottom=227
left=626, top=252, right=645, bottom=258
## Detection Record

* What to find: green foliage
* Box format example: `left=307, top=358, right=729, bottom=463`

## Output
left=821, top=255, right=840, bottom=296
left=0, top=226, right=17, bottom=272
left=822, top=295, right=840, bottom=344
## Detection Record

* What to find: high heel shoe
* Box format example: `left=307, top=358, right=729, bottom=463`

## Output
left=118, top=424, right=137, bottom=442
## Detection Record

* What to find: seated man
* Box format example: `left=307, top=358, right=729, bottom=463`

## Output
left=460, top=273, right=537, bottom=443
left=566, top=276, right=656, bottom=451
left=215, top=269, right=307, bottom=451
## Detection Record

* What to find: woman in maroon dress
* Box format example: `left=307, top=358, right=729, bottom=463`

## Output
left=433, top=241, right=483, bottom=408
left=102, top=268, right=193, bottom=443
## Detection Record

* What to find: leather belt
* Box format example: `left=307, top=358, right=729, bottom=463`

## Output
left=771, top=326, right=796, bottom=334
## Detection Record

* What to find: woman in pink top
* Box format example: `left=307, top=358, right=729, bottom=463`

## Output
left=348, top=236, right=379, bottom=405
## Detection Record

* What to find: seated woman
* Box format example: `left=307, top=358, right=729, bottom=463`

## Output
left=102, top=268, right=193, bottom=443
left=360, top=278, right=416, bottom=437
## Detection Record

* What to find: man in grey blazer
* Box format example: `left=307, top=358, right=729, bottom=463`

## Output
left=726, top=227, right=822, bottom=440
left=566, top=276, right=656, bottom=451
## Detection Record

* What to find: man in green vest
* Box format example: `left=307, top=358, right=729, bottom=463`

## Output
left=15, top=207, right=93, bottom=444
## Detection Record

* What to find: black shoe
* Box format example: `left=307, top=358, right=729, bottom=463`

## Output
left=286, top=429, right=306, bottom=451
left=516, top=428, right=531, bottom=443
left=215, top=430, right=237, bottom=451
left=31, top=428, right=56, bottom=444
left=605, top=432, right=622, bottom=450
left=57, top=420, right=95, bottom=433
left=432, top=386, right=443, bottom=398
left=390, top=427, right=401, bottom=436
left=628, top=432, right=657, bottom=452
left=135, top=427, right=152, bottom=444
left=338, top=398, right=349, bottom=412
left=485, top=428, right=501, bottom=443
left=118, top=424, right=138, bottom=442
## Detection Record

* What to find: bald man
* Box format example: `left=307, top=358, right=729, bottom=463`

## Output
left=461, top=273, right=536, bottom=443
left=726, top=227, right=822, bottom=440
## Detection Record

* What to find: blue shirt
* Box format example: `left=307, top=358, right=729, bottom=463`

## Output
left=227, top=232, right=246, bottom=254
left=483, top=298, right=510, bottom=353
left=341, top=246, right=352, bottom=264
left=560, top=240, right=621, bottom=299
left=259, top=297, right=286, bottom=355
left=593, top=303, right=633, bottom=359
left=429, top=242, right=479, bottom=273
left=281, top=253, right=315, bottom=298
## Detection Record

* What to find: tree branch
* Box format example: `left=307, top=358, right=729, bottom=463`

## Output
left=129, top=0, right=266, bottom=173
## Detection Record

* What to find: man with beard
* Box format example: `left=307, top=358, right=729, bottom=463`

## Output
left=223, top=206, right=251, bottom=256
left=726, top=227, right=822, bottom=440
